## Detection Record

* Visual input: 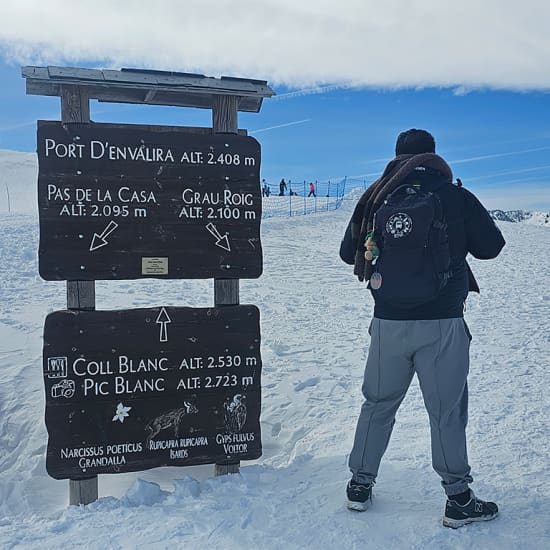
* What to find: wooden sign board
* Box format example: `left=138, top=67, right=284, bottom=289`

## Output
left=37, top=121, right=262, bottom=280
left=43, top=305, right=262, bottom=479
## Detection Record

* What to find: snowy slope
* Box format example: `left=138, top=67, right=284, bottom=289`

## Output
left=0, top=149, right=37, bottom=214
left=489, top=209, right=550, bottom=227
left=0, top=158, right=549, bottom=549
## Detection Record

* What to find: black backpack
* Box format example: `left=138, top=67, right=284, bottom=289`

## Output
left=370, top=184, right=452, bottom=308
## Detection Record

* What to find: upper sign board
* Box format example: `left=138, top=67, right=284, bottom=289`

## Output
left=37, top=121, right=262, bottom=280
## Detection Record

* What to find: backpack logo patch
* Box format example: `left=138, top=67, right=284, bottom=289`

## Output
left=386, top=213, right=413, bottom=238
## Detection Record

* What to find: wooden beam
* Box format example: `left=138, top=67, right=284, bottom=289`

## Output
left=214, top=279, right=239, bottom=305
left=61, top=85, right=90, bottom=123
left=144, top=89, right=157, bottom=102
left=213, top=95, right=241, bottom=477
left=69, top=477, right=98, bottom=506
left=212, top=95, right=239, bottom=133
left=23, top=66, right=275, bottom=112
left=67, top=281, right=95, bottom=310
left=61, top=84, right=98, bottom=505
left=214, top=462, right=240, bottom=477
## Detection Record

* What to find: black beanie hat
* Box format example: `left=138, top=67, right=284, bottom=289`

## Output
left=395, top=129, right=436, bottom=156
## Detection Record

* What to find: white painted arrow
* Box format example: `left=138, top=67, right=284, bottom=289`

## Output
left=89, top=221, right=119, bottom=251
left=206, top=222, right=231, bottom=252
left=156, top=307, right=171, bottom=342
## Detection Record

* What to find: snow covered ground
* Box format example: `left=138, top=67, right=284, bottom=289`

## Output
left=0, top=152, right=549, bottom=549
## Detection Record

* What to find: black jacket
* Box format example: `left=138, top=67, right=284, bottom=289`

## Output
left=341, top=172, right=505, bottom=320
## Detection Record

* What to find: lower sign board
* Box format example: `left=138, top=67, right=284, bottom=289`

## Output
left=42, top=305, right=262, bottom=479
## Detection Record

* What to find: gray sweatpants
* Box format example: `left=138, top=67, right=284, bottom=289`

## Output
left=348, top=317, right=473, bottom=496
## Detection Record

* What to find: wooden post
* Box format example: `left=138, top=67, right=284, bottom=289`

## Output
left=212, top=95, right=238, bottom=134
left=212, top=95, right=241, bottom=477
left=4, top=180, right=10, bottom=213
left=61, top=85, right=99, bottom=505
left=69, top=477, right=98, bottom=506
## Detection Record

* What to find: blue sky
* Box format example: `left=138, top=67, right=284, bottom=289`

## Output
left=1, top=1, right=549, bottom=210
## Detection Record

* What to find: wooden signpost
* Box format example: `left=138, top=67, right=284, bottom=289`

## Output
left=23, top=66, right=274, bottom=505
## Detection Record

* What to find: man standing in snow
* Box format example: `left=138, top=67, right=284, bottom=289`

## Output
left=341, top=129, right=505, bottom=528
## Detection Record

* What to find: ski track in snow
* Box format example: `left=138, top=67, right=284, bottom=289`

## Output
left=0, top=199, right=549, bottom=549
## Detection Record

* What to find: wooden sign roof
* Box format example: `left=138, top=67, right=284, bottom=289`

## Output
left=22, top=66, right=275, bottom=112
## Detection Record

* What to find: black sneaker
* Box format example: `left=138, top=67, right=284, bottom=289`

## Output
left=443, top=490, right=499, bottom=528
left=346, top=479, right=372, bottom=511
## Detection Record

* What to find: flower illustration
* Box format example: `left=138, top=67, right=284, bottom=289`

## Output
left=112, top=402, right=131, bottom=423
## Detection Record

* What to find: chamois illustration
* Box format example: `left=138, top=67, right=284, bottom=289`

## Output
left=145, top=401, right=199, bottom=445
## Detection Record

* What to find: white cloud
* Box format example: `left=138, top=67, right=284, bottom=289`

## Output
left=1, top=1, right=550, bottom=89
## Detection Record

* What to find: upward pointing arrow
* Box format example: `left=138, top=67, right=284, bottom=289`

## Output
left=90, top=221, right=119, bottom=251
left=156, top=307, right=171, bottom=342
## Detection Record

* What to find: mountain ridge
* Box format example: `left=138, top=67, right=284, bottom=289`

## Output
left=488, top=209, right=550, bottom=226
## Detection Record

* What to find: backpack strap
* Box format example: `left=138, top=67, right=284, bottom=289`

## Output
left=430, top=190, right=446, bottom=229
